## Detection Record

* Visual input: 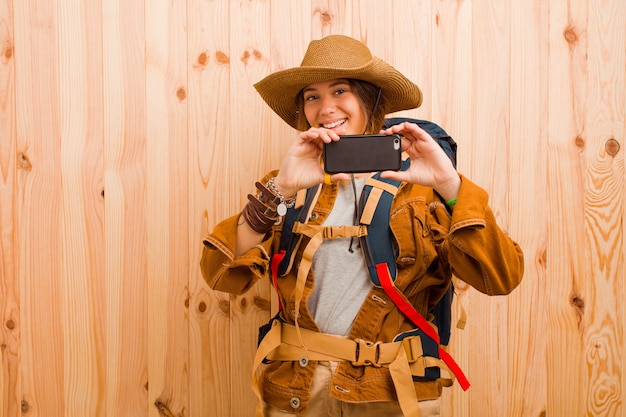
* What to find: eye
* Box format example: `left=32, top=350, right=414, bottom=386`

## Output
left=334, top=88, right=347, bottom=96
left=304, top=94, right=318, bottom=101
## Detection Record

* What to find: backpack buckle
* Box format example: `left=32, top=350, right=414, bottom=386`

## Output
left=352, top=339, right=382, bottom=367
left=402, top=336, right=423, bottom=364
left=323, top=225, right=368, bottom=239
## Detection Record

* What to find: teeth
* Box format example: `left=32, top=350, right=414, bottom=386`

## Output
left=323, top=119, right=345, bottom=129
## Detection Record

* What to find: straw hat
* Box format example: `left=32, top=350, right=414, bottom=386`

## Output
left=254, top=35, right=422, bottom=130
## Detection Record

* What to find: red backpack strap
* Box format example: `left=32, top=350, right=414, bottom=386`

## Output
left=270, top=250, right=286, bottom=311
left=376, top=263, right=470, bottom=390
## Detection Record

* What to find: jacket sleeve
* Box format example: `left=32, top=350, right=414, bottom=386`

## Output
left=200, top=211, right=276, bottom=296
left=445, top=175, right=524, bottom=295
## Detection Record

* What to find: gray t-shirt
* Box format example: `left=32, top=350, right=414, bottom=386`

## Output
left=308, top=177, right=373, bottom=336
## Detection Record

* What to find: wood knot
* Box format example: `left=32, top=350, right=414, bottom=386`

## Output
left=4, top=45, right=13, bottom=60
left=563, top=26, right=579, bottom=45
left=605, top=138, right=620, bottom=157
left=154, top=400, right=175, bottom=417
left=242, top=50, right=250, bottom=65
left=570, top=294, right=585, bottom=325
left=253, top=296, right=271, bottom=312
left=176, top=87, right=187, bottom=101
left=21, top=400, right=30, bottom=414
left=18, top=153, right=32, bottom=171
left=571, top=295, right=584, bottom=309
left=197, top=52, right=208, bottom=66
left=574, top=135, right=585, bottom=149
left=241, top=49, right=262, bottom=65
left=321, top=11, right=332, bottom=24
left=216, top=51, right=229, bottom=65
left=198, top=301, right=207, bottom=313
left=537, top=249, right=547, bottom=267
left=218, top=299, right=230, bottom=315
left=6, top=320, right=15, bottom=330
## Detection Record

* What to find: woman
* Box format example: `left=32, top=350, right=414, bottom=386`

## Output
left=201, top=35, right=524, bottom=417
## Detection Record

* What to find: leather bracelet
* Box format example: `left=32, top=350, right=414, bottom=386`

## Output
left=241, top=194, right=279, bottom=234
left=255, top=181, right=281, bottom=212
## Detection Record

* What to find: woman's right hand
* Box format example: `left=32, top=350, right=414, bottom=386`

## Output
left=272, top=127, right=347, bottom=196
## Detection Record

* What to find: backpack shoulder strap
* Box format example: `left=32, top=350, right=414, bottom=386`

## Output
left=381, top=117, right=458, bottom=345
left=358, top=159, right=409, bottom=285
left=274, top=185, right=322, bottom=277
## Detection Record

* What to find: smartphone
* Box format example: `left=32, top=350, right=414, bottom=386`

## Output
left=323, top=134, right=402, bottom=174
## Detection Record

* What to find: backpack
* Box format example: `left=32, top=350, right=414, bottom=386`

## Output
left=266, top=118, right=469, bottom=389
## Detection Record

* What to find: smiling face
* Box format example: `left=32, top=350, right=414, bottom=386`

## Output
left=301, top=78, right=368, bottom=135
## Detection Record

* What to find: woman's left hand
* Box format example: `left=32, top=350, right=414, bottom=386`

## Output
left=379, top=122, right=460, bottom=203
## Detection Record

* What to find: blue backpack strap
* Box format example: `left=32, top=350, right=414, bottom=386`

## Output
left=275, top=184, right=322, bottom=276
left=377, top=118, right=457, bottom=346
left=358, top=158, right=409, bottom=285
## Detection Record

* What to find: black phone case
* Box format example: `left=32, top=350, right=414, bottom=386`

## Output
left=323, top=134, right=402, bottom=174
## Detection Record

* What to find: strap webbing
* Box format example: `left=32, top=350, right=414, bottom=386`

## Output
left=270, top=250, right=286, bottom=311
left=252, top=320, right=453, bottom=417
left=376, top=263, right=471, bottom=391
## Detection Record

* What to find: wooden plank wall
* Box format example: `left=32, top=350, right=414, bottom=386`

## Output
left=0, top=0, right=624, bottom=416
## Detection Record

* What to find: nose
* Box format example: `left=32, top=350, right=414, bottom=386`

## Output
left=318, top=94, right=336, bottom=116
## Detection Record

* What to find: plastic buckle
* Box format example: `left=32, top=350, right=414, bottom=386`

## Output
left=402, top=336, right=422, bottom=364
left=352, top=339, right=382, bottom=367
left=327, top=225, right=346, bottom=239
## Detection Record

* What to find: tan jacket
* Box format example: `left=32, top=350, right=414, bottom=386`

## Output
left=201, top=171, right=524, bottom=414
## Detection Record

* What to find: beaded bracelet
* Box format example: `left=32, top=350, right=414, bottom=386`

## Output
left=266, top=177, right=296, bottom=216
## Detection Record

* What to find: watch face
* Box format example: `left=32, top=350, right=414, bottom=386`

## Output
left=277, top=203, right=287, bottom=217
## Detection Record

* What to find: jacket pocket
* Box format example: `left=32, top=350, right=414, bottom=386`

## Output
left=390, top=203, right=438, bottom=272
left=425, top=202, right=451, bottom=243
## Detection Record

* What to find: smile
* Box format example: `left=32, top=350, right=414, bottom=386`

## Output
left=323, top=119, right=346, bottom=129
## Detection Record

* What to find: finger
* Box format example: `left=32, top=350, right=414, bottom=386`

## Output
left=331, top=173, right=351, bottom=182
left=399, top=136, right=414, bottom=151
left=384, top=121, right=415, bottom=134
left=379, top=169, right=410, bottom=182
left=323, top=128, right=343, bottom=142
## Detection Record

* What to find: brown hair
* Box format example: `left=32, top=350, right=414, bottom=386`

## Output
left=294, top=79, right=389, bottom=133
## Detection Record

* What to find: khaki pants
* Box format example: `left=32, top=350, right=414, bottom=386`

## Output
left=263, top=362, right=440, bottom=417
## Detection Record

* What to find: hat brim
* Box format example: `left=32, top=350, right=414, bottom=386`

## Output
left=254, top=57, right=422, bottom=130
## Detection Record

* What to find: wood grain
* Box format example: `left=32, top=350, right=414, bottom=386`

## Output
left=0, top=0, right=17, bottom=415
left=187, top=0, right=232, bottom=415
left=102, top=0, right=148, bottom=415
left=57, top=1, right=106, bottom=415
left=391, top=0, right=433, bottom=120
left=464, top=1, right=512, bottom=416
left=581, top=0, right=624, bottom=414
left=0, top=1, right=625, bottom=416
left=13, top=1, right=65, bottom=415
left=547, top=0, right=591, bottom=415
left=433, top=1, right=473, bottom=415
left=506, top=0, right=549, bottom=416
left=145, top=0, right=189, bottom=416
left=229, top=2, right=272, bottom=416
